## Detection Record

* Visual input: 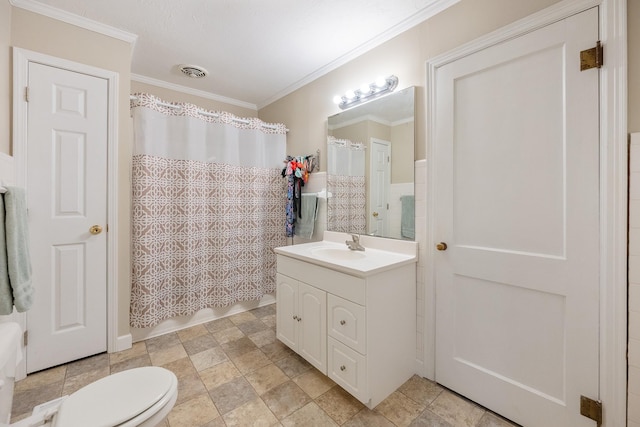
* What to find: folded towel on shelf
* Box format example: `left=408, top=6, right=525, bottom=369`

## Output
left=295, top=194, right=318, bottom=239
left=1, top=187, right=33, bottom=314
left=400, top=195, right=415, bottom=240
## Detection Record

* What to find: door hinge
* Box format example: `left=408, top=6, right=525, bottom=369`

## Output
left=580, top=395, right=602, bottom=426
left=580, top=41, right=603, bottom=71
left=23, top=330, right=28, bottom=346
left=24, top=86, right=29, bottom=102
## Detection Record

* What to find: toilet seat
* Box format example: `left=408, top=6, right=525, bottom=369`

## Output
left=53, top=366, right=177, bottom=427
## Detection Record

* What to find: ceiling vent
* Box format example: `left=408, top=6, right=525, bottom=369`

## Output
left=178, top=64, right=209, bottom=78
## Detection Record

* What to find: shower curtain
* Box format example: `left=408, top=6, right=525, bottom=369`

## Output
left=326, top=137, right=366, bottom=234
left=130, top=93, right=287, bottom=328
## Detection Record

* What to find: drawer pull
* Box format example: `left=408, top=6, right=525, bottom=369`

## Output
left=293, top=315, right=298, bottom=320
left=297, top=317, right=302, bottom=322
left=340, top=365, right=346, bottom=371
left=340, top=320, right=346, bottom=325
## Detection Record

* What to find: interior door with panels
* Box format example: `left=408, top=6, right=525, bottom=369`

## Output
left=433, top=7, right=600, bottom=427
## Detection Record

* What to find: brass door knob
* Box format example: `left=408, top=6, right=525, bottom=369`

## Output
left=89, top=225, right=103, bottom=235
left=372, top=212, right=379, bottom=217
left=436, top=242, right=448, bottom=251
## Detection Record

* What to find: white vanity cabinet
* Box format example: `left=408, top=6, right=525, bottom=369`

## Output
left=276, top=273, right=327, bottom=373
left=275, top=249, right=416, bottom=409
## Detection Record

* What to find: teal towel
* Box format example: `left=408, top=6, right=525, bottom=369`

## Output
left=295, top=194, right=318, bottom=239
left=2, top=187, right=33, bottom=313
left=400, top=195, right=415, bottom=240
left=0, top=194, right=11, bottom=315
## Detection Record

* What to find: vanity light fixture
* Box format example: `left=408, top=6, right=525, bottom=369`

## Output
left=333, top=75, right=398, bottom=110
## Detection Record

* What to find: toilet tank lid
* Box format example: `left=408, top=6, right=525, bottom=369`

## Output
left=55, top=366, right=177, bottom=427
left=0, top=323, right=23, bottom=372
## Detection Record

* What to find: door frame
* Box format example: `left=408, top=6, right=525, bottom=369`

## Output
left=12, top=48, right=120, bottom=379
left=424, top=0, right=627, bottom=426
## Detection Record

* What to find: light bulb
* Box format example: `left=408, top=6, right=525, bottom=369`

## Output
left=345, top=90, right=356, bottom=100
left=333, top=95, right=342, bottom=104
left=375, top=76, right=387, bottom=88
left=360, top=83, right=371, bottom=95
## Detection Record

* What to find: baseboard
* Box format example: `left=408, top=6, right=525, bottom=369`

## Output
left=130, top=294, right=276, bottom=343
left=113, top=333, right=133, bottom=353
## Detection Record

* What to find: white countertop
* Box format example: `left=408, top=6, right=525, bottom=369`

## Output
left=274, top=232, right=418, bottom=277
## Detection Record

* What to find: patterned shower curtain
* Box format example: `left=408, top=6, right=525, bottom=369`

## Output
left=326, top=137, right=366, bottom=234
left=130, top=93, right=287, bottom=328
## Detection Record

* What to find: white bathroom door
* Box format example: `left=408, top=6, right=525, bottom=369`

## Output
left=25, top=62, right=108, bottom=373
left=433, top=8, right=599, bottom=427
left=369, top=138, right=390, bottom=236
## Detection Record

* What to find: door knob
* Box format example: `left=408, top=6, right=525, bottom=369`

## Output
left=436, top=242, right=448, bottom=251
left=89, top=225, right=103, bottom=235
left=372, top=212, right=379, bottom=217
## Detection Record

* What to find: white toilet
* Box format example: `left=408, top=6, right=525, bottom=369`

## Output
left=0, top=323, right=178, bottom=427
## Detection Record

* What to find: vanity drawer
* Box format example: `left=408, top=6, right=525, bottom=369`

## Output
left=328, top=337, right=367, bottom=403
left=328, top=294, right=366, bottom=354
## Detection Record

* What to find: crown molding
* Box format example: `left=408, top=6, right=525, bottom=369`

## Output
left=256, top=0, right=461, bottom=109
left=8, top=0, right=137, bottom=44
left=131, top=74, right=258, bottom=111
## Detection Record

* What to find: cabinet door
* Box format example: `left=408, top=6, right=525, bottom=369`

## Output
left=298, top=282, right=327, bottom=373
left=276, top=274, right=298, bottom=351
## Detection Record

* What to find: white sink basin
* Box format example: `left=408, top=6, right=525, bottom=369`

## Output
left=274, top=232, right=418, bottom=277
left=311, top=247, right=366, bottom=261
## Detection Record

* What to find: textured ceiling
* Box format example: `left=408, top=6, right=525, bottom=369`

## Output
left=28, top=0, right=456, bottom=108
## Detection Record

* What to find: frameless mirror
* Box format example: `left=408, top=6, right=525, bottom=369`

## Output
left=326, top=86, right=415, bottom=240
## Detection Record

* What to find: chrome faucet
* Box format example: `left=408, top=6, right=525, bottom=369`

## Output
left=346, top=234, right=365, bottom=251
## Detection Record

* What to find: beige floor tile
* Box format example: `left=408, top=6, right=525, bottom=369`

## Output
left=315, top=386, right=365, bottom=425
left=65, top=353, right=109, bottom=379
left=429, top=390, right=486, bottom=427
left=168, top=394, right=220, bottom=427
left=62, top=366, right=110, bottom=395
left=245, top=363, right=289, bottom=395
left=261, top=380, right=311, bottom=420
left=177, top=324, right=209, bottom=342
left=190, top=346, right=228, bottom=372
left=398, top=375, right=444, bottom=406
left=223, top=397, right=279, bottom=427
left=228, top=311, right=258, bottom=325
left=261, top=314, right=277, bottom=329
left=146, top=332, right=181, bottom=354
left=281, top=402, right=339, bottom=427
left=15, top=365, right=66, bottom=392
left=204, top=317, right=235, bottom=334
left=476, top=412, right=520, bottom=427
left=230, top=348, right=272, bottom=374
left=407, top=409, right=453, bottom=427
left=260, top=341, right=294, bottom=362
left=110, top=353, right=152, bottom=374
left=208, top=376, right=258, bottom=415
left=292, top=369, right=336, bottom=399
left=221, top=337, right=258, bottom=358
left=182, top=334, right=218, bottom=356
left=12, top=380, right=64, bottom=417
left=109, top=341, right=148, bottom=365
left=275, top=354, right=312, bottom=378
left=199, top=361, right=243, bottom=391
left=248, top=329, right=277, bottom=348
left=375, top=391, right=425, bottom=427
left=212, top=326, right=245, bottom=344
left=149, top=344, right=189, bottom=366
left=343, top=408, right=395, bottom=427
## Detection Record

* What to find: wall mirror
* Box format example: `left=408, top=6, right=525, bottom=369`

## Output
left=326, top=86, right=415, bottom=240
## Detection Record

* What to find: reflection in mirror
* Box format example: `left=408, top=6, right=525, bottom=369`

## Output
left=327, top=86, right=415, bottom=240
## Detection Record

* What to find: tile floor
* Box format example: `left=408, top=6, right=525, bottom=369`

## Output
left=12, top=304, right=518, bottom=427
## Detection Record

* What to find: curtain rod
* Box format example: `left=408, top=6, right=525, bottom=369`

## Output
left=129, top=95, right=288, bottom=131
